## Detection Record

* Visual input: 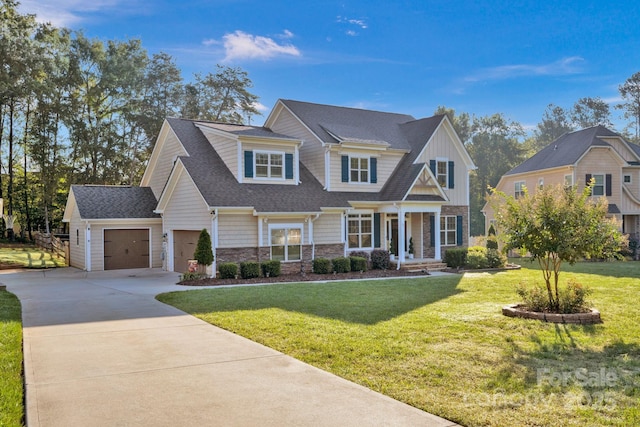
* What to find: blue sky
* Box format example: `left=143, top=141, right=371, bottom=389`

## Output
left=17, top=0, right=640, bottom=133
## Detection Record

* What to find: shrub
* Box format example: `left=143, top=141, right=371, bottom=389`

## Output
left=517, top=279, right=592, bottom=314
left=240, top=261, right=260, bottom=279
left=332, top=256, right=351, bottom=273
left=466, top=246, right=488, bottom=269
left=486, top=236, right=499, bottom=250
left=218, top=262, right=238, bottom=279
left=370, top=249, right=390, bottom=270
left=486, top=248, right=507, bottom=268
left=349, top=250, right=370, bottom=261
left=312, top=258, right=332, bottom=274
left=516, top=282, right=549, bottom=312
left=180, top=271, right=207, bottom=282
left=350, top=256, right=367, bottom=272
left=443, top=248, right=467, bottom=268
left=193, top=228, right=214, bottom=267
left=260, top=260, right=281, bottom=277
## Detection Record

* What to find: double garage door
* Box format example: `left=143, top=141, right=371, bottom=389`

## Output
left=173, top=230, right=201, bottom=273
left=104, top=229, right=150, bottom=270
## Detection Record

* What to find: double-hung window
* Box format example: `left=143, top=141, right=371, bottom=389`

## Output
left=255, top=151, right=283, bottom=179
left=591, top=174, right=605, bottom=196
left=514, top=181, right=526, bottom=199
left=564, top=174, right=573, bottom=188
left=440, top=216, right=457, bottom=246
left=350, top=157, right=369, bottom=183
left=270, top=226, right=302, bottom=261
left=436, top=160, right=448, bottom=188
left=347, top=213, right=373, bottom=249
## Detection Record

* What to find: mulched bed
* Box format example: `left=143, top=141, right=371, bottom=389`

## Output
left=178, top=268, right=435, bottom=287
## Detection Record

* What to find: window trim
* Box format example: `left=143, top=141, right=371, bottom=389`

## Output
left=347, top=212, right=374, bottom=250
left=564, top=174, right=573, bottom=188
left=268, top=223, right=303, bottom=262
left=538, top=178, right=544, bottom=189
left=440, top=215, right=458, bottom=246
left=514, top=181, right=526, bottom=199
left=591, top=173, right=605, bottom=196
left=436, top=158, right=449, bottom=189
left=624, top=174, right=632, bottom=184
left=348, top=156, right=370, bottom=184
left=254, top=150, right=285, bottom=180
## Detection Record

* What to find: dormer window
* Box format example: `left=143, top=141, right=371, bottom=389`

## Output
left=255, top=151, right=283, bottom=178
left=341, top=155, right=377, bottom=184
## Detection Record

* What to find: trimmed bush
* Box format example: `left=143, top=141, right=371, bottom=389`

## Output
left=350, top=256, right=367, bottom=272
left=486, top=236, right=499, bottom=250
left=218, top=262, right=238, bottom=279
left=443, top=248, right=467, bottom=268
left=370, top=249, right=390, bottom=270
left=332, top=256, right=351, bottom=273
left=240, top=261, right=260, bottom=279
left=486, top=248, right=507, bottom=268
left=466, top=246, right=488, bottom=269
left=349, top=250, right=370, bottom=261
left=517, top=279, right=592, bottom=314
left=312, top=258, right=332, bottom=274
left=194, top=228, right=214, bottom=267
left=180, top=271, right=207, bottom=282
left=260, top=260, right=281, bottom=277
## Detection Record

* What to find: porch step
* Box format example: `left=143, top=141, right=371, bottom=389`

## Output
left=391, top=260, right=449, bottom=273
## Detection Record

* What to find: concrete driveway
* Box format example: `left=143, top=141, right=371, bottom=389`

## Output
left=3, top=267, right=458, bottom=427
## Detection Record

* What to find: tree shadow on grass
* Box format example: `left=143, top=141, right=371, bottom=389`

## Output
left=172, top=275, right=464, bottom=325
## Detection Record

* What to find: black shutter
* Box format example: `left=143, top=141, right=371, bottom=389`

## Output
left=606, top=174, right=612, bottom=196
left=341, top=155, right=349, bottom=182
left=244, top=151, right=253, bottom=178
left=448, top=161, right=455, bottom=188
left=285, top=153, right=294, bottom=179
left=456, top=216, right=463, bottom=246
left=373, top=213, right=381, bottom=248
left=429, top=215, right=435, bottom=247
left=370, top=157, right=377, bottom=184
left=429, top=159, right=436, bottom=176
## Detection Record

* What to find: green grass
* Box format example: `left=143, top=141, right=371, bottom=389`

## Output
left=0, top=246, right=65, bottom=269
left=158, top=261, right=640, bottom=427
left=0, top=290, right=24, bottom=427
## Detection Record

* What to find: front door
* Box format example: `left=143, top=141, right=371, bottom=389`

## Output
left=390, top=219, right=399, bottom=256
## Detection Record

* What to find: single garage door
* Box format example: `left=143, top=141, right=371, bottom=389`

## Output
left=104, top=229, right=150, bottom=270
left=173, top=230, right=201, bottom=273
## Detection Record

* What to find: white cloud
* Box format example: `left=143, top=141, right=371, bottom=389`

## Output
left=17, top=0, right=132, bottom=26
left=219, top=30, right=301, bottom=62
left=465, top=57, right=585, bottom=83
left=336, top=16, right=368, bottom=36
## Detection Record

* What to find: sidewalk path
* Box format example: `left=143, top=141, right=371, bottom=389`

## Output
left=4, top=268, right=459, bottom=427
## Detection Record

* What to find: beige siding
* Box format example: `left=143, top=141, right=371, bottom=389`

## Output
left=600, top=137, right=639, bottom=162
left=200, top=129, right=238, bottom=178
left=163, top=171, right=212, bottom=232
left=329, top=150, right=404, bottom=192
left=313, top=213, right=343, bottom=244
left=418, top=125, right=469, bottom=205
left=68, top=203, right=85, bottom=270
left=576, top=148, right=622, bottom=207
left=148, top=130, right=187, bottom=199
left=241, top=141, right=297, bottom=185
left=270, top=107, right=326, bottom=184
left=218, top=213, right=258, bottom=247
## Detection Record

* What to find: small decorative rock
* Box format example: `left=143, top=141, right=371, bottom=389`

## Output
left=502, top=304, right=602, bottom=324
left=0, top=283, right=6, bottom=291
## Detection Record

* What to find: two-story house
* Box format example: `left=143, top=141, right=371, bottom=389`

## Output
left=63, top=99, right=476, bottom=273
left=482, top=125, right=640, bottom=241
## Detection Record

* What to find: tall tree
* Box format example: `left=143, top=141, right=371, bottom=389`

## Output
left=618, top=71, right=640, bottom=142
left=434, top=106, right=472, bottom=144
left=570, top=96, right=612, bottom=129
left=531, top=104, right=574, bottom=153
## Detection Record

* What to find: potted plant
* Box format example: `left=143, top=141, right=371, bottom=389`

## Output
left=389, top=239, right=396, bottom=260
left=193, top=228, right=214, bottom=276
left=408, top=237, right=414, bottom=259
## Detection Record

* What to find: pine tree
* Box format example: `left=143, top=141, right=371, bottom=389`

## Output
left=193, top=228, right=214, bottom=267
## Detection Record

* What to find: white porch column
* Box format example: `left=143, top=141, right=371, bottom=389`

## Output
left=398, top=208, right=406, bottom=265
left=434, top=211, right=441, bottom=260
left=85, top=223, right=91, bottom=272
left=211, top=211, right=218, bottom=278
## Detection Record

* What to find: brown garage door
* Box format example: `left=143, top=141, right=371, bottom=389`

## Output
left=173, top=230, right=201, bottom=273
left=104, top=229, right=150, bottom=270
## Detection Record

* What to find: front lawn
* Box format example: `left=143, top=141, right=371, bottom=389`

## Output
left=0, top=246, right=65, bottom=269
left=0, top=290, right=24, bottom=427
left=158, top=261, right=640, bottom=427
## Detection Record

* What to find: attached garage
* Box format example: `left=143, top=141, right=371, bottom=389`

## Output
left=173, top=230, right=200, bottom=273
left=104, top=229, right=150, bottom=270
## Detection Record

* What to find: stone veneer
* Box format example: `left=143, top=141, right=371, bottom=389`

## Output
left=216, top=243, right=344, bottom=275
left=422, top=206, right=470, bottom=258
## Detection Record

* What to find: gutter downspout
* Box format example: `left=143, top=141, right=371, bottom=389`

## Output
left=210, top=209, right=218, bottom=278
left=309, top=213, right=321, bottom=260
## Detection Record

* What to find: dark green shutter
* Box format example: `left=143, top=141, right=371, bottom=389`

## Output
left=606, top=174, right=612, bottom=196
left=244, top=151, right=253, bottom=178
left=456, top=216, right=463, bottom=246
left=586, top=174, right=592, bottom=185
left=429, top=215, right=435, bottom=247
left=370, top=157, right=377, bottom=183
left=341, top=155, right=349, bottom=182
left=373, top=213, right=381, bottom=248
left=285, top=153, right=294, bottom=179
left=448, top=161, right=455, bottom=188
left=429, top=159, right=436, bottom=175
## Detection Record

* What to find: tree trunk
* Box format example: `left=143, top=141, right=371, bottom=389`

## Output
left=23, top=102, right=32, bottom=241
left=8, top=99, right=15, bottom=241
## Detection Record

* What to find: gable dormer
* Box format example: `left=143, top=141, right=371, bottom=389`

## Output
left=195, top=122, right=302, bottom=185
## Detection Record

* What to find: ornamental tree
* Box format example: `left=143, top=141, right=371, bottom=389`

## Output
left=488, top=182, right=626, bottom=311
left=193, top=228, right=214, bottom=268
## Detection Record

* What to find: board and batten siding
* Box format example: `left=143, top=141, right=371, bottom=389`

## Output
left=621, top=169, right=640, bottom=213
left=329, top=150, right=403, bottom=192
left=269, top=107, right=326, bottom=184
left=68, top=202, right=86, bottom=270
left=417, top=125, right=468, bottom=205
left=313, top=213, right=342, bottom=244
left=199, top=128, right=238, bottom=178
left=163, top=171, right=212, bottom=232
left=600, top=137, right=639, bottom=162
left=218, top=213, right=258, bottom=247
left=148, top=129, right=188, bottom=199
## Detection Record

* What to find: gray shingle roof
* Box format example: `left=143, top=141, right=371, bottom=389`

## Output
left=196, top=121, right=297, bottom=140
left=280, top=99, right=416, bottom=150
left=506, top=125, right=625, bottom=175
left=72, top=185, right=160, bottom=219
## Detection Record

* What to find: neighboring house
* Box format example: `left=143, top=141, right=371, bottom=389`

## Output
left=64, top=99, right=476, bottom=273
left=483, top=125, right=640, bottom=242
